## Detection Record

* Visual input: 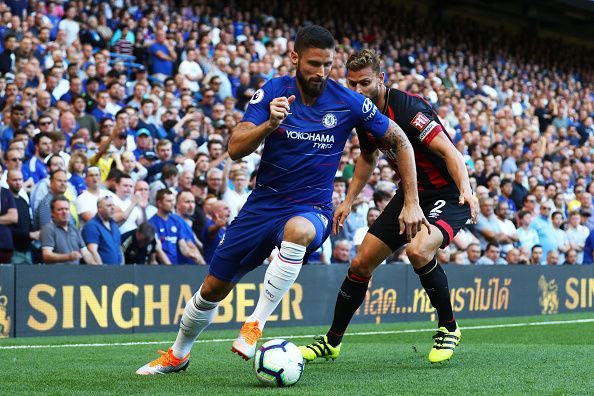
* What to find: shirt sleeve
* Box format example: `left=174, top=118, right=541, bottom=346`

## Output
left=40, top=224, right=55, bottom=249
left=81, top=222, right=100, bottom=245
left=77, top=229, right=86, bottom=250
left=350, top=93, right=390, bottom=139
left=2, top=189, right=15, bottom=212
left=240, top=79, right=275, bottom=126
left=75, top=194, right=92, bottom=215
left=355, top=127, right=376, bottom=154
left=405, top=104, right=444, bottom=147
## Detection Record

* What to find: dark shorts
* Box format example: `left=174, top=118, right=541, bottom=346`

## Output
left=209, top=208, right=332, bottom=283
left=368, top=188, right=471, bottom=251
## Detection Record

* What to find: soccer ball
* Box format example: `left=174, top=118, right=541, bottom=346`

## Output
left=253, top=339, right=304, bottom=387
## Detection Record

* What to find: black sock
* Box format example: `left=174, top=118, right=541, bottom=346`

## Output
left=326, top=270, right=371, bottom=347
left=415, top=258, right=457, bottom=332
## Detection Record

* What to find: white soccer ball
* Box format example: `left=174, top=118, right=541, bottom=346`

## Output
left=253, top=339, right=304, bottom=387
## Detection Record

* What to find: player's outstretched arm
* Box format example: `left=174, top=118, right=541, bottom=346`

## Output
left=381, top=119, right=430, bottom=241
left=427, top=132, right=478, bottom=223
left=228, top=95, right=295, bottom=160
left=332, top=149, right=378, bottom=235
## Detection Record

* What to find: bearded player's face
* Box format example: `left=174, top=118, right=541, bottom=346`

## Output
left=293, top=47, right=334, bottom=98
left=346, top=67, right=382, bottom=104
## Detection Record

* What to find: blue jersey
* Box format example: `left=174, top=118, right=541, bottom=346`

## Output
left=241, top=77, right=389, bottom=215
left=149, top=213, right=189, bottom=264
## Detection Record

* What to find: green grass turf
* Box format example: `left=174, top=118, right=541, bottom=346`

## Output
left=1, top=312, right=593, bottom=395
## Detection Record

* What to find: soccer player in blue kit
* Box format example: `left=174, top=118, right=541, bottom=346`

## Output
left=136, top=25, right=429, bottom=375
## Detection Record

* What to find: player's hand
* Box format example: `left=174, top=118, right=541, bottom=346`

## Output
left=459, top=189, right=478, bottom=224
left=332, top=201, right=351, bottom=235
left=399, top=202, right=431, bottom=242
left=269, top=95, right=295, bottom=130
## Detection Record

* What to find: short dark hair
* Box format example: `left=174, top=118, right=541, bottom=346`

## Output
left=34, top=132, right=51, bottom=145
left=373, top=189, right=392, bottom=205
left=156, top=188, right=173, bottom=202
left=532, top=244, right=543, bottom=252
left=552, top=211, right=563, bottom=219
left=501, top=178, right=512, bottom=188
left=294, top=25, right=335, bottom=54
left=50, top=194, right=69, bottom=211
left=161, top=163, right=179, bottom=179
left=486, top=242, right=501, bottom=251
left=136, top=222, right=156, bottom=241
left=116, top=173, right=133, bottom=184
left=11, top=104, right=25, bottom=113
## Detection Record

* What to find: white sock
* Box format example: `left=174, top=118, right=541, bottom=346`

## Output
left=171, top=286, right=218, bottom=359
left=247, top=241, right=306, bottom=331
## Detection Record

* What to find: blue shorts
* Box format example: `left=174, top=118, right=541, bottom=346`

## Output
left=209, top=209, right=332, bottom=283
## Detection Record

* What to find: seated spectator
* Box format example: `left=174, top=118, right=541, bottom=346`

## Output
left=546, top=250, right=560, bottom=266
left=331, top=240, right=352, bottom=264
left=40, top=196, right=94, bottom=264
left=477, top=243, right=507, bottom=265
left=564, top=249, right=578, bottom=265
left=566, top=211, right=589, bottom=263
left=505, top=248, right=525, bottom=265
left=353, top=207, right=381, bottom=253
left=464, top=243, right=482, bottom=265
left=82, top=196, right=123, bottom=265
left=451, top=251, right=466, bottom=265
left=175, top=191, right=206, bottom=265
left=529, top=245, right=544, bottom=265
left=517, top=210, right=540, bottom=252
left=149, top=189, right=195, bottom=264
left=373, top=189, right=392, bottom=212
left=122, top=222, right=160, bottom=264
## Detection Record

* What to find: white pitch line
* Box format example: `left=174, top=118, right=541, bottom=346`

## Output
left=1, top=317, right=593, bottom=350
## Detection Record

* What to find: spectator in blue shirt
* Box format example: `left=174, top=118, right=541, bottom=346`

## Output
left=148, top=30, right=177, bottom=81
left=82, top=195, right=123, bottom=265
left=149, top=189, right=194, bottom=264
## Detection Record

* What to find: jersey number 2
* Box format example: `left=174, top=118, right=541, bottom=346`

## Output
left=429, top=200, right=446, bottom=218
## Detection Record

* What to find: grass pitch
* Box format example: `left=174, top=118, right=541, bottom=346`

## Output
left=1, top=313, right=593, bottom=395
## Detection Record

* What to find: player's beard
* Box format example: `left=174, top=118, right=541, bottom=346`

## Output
left=296, top=70, right=328, bottom=98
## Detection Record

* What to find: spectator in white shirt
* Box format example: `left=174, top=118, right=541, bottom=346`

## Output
left=223, top=169, right=250, bottom=223
left=565, top=211, right=589, bottom=263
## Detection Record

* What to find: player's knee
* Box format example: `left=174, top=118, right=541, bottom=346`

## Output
left=406, top=244, right=433, bottom=268
left=283, top=217, right=316, bottom=246
left=350, top=256, right=373, bottom=278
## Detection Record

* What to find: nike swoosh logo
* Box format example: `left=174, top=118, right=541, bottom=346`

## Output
left=267, top=280, right=281, bottom=290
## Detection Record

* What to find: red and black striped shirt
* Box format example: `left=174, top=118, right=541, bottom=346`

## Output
left=357, top=88, right=455, bottom=191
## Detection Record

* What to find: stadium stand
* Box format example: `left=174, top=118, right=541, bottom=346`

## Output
left=0, top=0, right=592, bottom=266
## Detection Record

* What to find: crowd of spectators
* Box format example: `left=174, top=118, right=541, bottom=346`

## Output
left=0, top=0, right=592, bottom=266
